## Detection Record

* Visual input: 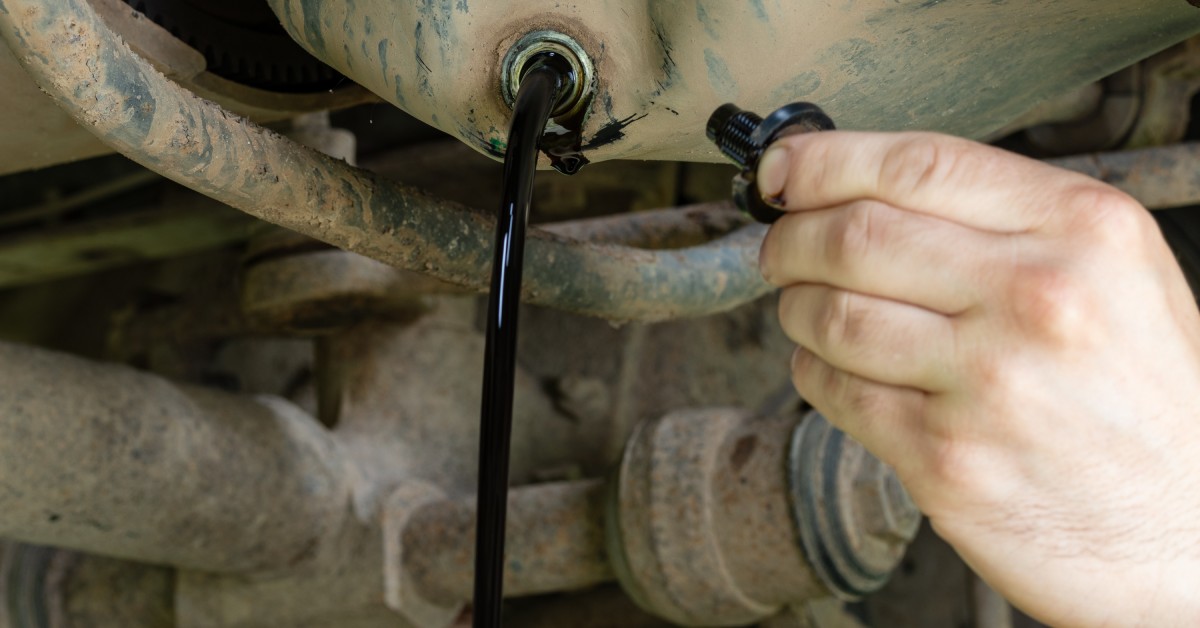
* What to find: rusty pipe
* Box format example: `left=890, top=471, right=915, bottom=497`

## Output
left=0, top=0, right=769, bottom=322
left=0, top=341, right=350, bottom=573
left=380, top=409, right=920, bottom=628
left=1050, top=142, right=1200, bottom=209
left=1, top=542, right=175, bottom=628
left=396, top=480, right=612, bottom=605
left=379, top=479, right=612, bottom=627
left=609, top=409, right=920, bottom=626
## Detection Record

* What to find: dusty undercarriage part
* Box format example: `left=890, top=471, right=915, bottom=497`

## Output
left=0, top=341, right=352, bottom=573
left=1015, top=36, right=1200, bottom=156
left=265, top=0, right=1200, bottom=163
left=0, top=0, right=371, bottom=176
left=120, top=0, right=344, bottom=92
left=1, top=544, right=174, bottom=628
left=0, top=0, right=769, bottom=321
left=24, top=286, right=903, bottom=627
left=7, top=1, right=1200, bottom=627
left=371, top=408, right=918, bottom=628
left=608, top=409, right=917, bottom=626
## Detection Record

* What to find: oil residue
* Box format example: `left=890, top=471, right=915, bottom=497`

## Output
left=539, top=90, right=594, bottom=175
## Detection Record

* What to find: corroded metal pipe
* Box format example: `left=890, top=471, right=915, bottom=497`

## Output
left=0, top=341, right=350, bottom=573
left=398, top=480, right=612, bottom=605
left=1050, top=142, right=1200, bottom=209
left=1, top=542, right=175, bottom=628
left=609, top=409, right=918, bottom=625
left=381, top=409, right=919, bottom=628
left=0, top=0, right=768, bottom=322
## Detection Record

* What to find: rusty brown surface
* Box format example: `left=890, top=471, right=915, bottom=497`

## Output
left=542, top=202, right=748, bottom=249
left=1024, top=67, right=1143, bottom=156
left=237, top=202, right=750, bottom=333
left=1051, top=142, right=1200, bottom=209
left=1125, top=37, right=1200, bottom=149
left=0, top=340, right=351, bottom=573
left=789, top=412, right=920, bottom=600
left=711, top=415, right=825, bottom=608
left=502, top=585, right=674, bottom=628
left=240, top=249, right=440, bottom=333
left=48, top=550, right=175, bottom=628
left=611, top=408, right=817, bottom=625
left=320, top=310, right=614, bottom=495
left=396, top=480, right=613, bottom=604
left=0, top=0, right=770, bottom=321
left=357, top=140, right=689, bottom=222
left=0, top=0, right=371, bottom=176
left=1, top=543, right=175, bottom=628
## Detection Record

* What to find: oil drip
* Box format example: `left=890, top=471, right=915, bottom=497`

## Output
left=538, top=89, right=595, bottom=175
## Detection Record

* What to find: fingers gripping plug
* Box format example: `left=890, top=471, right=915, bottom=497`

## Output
left=706, top=102, right=835, bottom=223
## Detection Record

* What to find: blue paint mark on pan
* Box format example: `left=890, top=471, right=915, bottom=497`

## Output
left=704, top=48, right=738, bottom=98
left=749, top=0, right=769, bottom=22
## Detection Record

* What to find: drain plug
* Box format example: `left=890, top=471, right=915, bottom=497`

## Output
left=501, top=30, right=594, bottom=119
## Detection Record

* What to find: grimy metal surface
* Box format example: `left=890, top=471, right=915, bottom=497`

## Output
left=395, top=480, right=613, bottom=604
left=0, top=0, right=770, bottom=322
left=0, top=0, right=370, bottom=176
left=1051, top=142, right=1200, bottom=210
left=0, top=341, right=351, bottom=573
left=610, top=408, right=826, bottom=626
left=267, top=0, right=1200, bottom=164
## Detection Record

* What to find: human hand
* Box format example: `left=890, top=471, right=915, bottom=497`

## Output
left=757, top=131, right=1200, bottom=626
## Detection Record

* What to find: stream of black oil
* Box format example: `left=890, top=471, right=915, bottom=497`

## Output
left=473, top=63, right=589, bottom=628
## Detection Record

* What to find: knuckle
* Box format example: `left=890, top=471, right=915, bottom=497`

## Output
left=878, top=133, right=973, bottom=197
left=827, top=202, right=879, bottom=271
left=924, top=437, right=986, bottom=493
left=838, top=376, right=889, bottom=421
left=792, top=348, right=855, bottom=411
left=816, top=290, right=871, bottom=352
left=1066, top=185, right=1151, bottom=250
left=922, top=436, right=1012, bottom=505
left=968, top=352, right=1025, bottom=397
left=798, top=350, right=886, bottom=418
left=1009, top=265, right=1095, bottom=347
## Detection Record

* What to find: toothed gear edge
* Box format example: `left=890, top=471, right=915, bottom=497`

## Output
left=122, top=0, right=345, bottom=93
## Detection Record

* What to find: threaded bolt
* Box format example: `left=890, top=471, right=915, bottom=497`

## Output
left=706, top=104, right=766, bottom=169
left=705, top=102, right=835, bottom=223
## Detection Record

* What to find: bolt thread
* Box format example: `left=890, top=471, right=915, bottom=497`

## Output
left=707, top=105, right=764, bottom=169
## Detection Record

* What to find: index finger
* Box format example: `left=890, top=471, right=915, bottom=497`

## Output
left=757, top=131, right=1103, bottom=234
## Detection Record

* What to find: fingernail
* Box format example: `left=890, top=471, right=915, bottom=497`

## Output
left=757, top=145, right=790, bottom=206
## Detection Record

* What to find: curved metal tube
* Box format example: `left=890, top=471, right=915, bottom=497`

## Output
left=0, top=0, right=769, bottom=322
left=0, top=340, right=350, bottom=573
left=398, top=480, right=613, bottom=604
